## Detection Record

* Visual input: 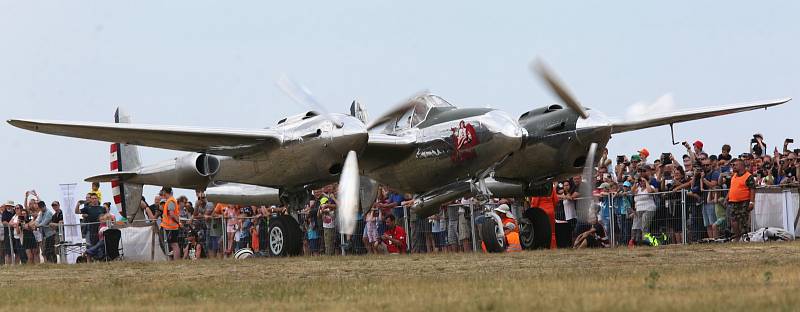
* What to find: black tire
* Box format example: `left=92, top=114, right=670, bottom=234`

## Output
left=268, top=215, right=302, bottom=257
left=481, top=218, right=505, bottom=253
left=521, top=208, right=552, bottom=250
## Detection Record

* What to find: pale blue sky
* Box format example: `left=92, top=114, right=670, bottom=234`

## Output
left=0, top=1, right=797, bottom=206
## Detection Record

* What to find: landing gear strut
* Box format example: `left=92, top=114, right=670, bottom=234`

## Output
left=472, top=177, right=506, bottom=253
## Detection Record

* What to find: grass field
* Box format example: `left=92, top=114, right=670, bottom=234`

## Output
left=1, top=242, right=799, bottom=311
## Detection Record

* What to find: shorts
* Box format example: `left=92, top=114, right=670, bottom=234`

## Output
left=366, top=226, right=379, bottom=243
left=637, top=210, right=655, bottom=234
left=728, top=201, right=751, bottom=232
left=206, top=236, right=220, bottom=252
left=447, top=220, right=458, bottom=246
left=433, top=232, right=446, bottom=247
left=458, top=214, right=471, bottom=241
left=309, top=238, right=320, bottom=252
left=631, top=212, right=642, bottom=231
left=702, top=203, right=717, bottom=227
left=715, top=203, right=726, bottom=220
left=165, top=229, right=181, bottom=244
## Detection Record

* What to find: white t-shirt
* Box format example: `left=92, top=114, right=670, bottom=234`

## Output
left=634, top=188, right=657, bottom=212
left=563, top=199, right=576, bottom=221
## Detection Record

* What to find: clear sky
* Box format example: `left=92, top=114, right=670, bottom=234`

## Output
left=0, top=1, right=797, bottom=207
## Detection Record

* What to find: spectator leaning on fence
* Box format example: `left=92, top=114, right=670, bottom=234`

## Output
left=36, top=200, right=57, bottom=263
left=77, top=193, right=105, bottom=246
left=632, top=165, right=657, bottom=241
left=727, top=158, right=756, bottom=240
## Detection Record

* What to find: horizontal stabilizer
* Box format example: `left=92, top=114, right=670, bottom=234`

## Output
left=85, top=171, right=138, bottom=183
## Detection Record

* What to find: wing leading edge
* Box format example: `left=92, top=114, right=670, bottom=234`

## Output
left=609, top=97, right=791, bottom=134
left=7, top=119, right=281, bottom=156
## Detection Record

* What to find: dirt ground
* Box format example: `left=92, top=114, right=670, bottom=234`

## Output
left=0, top=241, right=798, bottom=311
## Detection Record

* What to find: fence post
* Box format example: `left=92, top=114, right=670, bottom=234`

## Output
left=608, top=194, right=615, bottom=248
left=403, top=205, right=410, bottom=253
left=221, top=216, right=228, bottom=259
left=681, top=190, right=688, bottom=245
left=470, top=202, right=477, bottom=252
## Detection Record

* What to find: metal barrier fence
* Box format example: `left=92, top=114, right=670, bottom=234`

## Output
left=601, top=187, right=799, bottom=247
left=1, top=188, right=795, bottom=265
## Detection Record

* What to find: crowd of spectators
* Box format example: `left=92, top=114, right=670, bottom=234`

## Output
left=565, top=135, right=800, bottom=249
left=2, top=135, right=798, bottom=264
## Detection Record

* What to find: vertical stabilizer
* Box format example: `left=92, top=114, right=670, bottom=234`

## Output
left=111, top=108, right=144, bottom=222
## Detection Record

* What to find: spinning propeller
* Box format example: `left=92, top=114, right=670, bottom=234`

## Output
left=532, top=59, right=598, bottom=223
left=275, top=75, right=417, bottom=235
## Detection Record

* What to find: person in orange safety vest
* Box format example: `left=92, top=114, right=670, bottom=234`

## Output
left=494, top=204, right=522, bottom=252
left=529, top=183, right=558, bottom=249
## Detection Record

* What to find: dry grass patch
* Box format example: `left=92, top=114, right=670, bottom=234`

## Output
left=0, top=242, right=798, bottom=311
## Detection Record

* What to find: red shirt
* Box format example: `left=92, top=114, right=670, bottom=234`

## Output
left=383, top=225, right=407, bottom=254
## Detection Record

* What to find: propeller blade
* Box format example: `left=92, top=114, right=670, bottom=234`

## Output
left=531, top=59, right=590, bottom=119
left=577, top=143, right=598, bottom=223
left=276, top=74, right=344, bottom=128
left=337, top=150, right=360, bottom=235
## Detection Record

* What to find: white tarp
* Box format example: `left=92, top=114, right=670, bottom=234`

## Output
left=120, top=226, right=168, bottom=262
left=59, top=183, right=82, bottom=264
left=753, top=189, right=799, bottom=238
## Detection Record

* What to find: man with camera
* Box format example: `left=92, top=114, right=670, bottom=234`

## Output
left=75, top=192, right=106, bottom=246
left=696, top=158, right=720, bottom=239
left=727, top=158, right=756, bottom=240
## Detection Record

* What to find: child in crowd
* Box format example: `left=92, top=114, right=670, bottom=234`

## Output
left=364, top=208, right=381, bottom=254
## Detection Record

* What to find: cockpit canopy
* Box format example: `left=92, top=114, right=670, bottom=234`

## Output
left=393, top=94, right=455, bottom=131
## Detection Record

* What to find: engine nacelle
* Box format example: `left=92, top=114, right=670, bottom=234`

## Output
left=134, top=153, right=220, bottom=189
left=206, top=183, right=280, bottom=206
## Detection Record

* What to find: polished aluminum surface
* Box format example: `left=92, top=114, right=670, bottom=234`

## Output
left=205, top=183, right=281, bottom=206
left=362, top=100, right=524, bottom=193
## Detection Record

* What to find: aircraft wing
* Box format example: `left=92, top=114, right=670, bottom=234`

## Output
left=609, top=97, right=791, bottom=134
left=7, top=119, right=281, bottom=156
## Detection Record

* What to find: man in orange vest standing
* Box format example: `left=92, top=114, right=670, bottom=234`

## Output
left=160, top=186, right=182, bottom=260
left=727, top=158, right=756, bottom=240
left=495, top=204, right=521, bottom=252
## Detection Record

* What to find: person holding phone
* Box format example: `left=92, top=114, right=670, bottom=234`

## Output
left=632, top=167, right=657, bottom=241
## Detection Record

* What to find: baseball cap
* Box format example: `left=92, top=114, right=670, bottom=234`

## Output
left=638, top=148, right=650, bottom=158
left=631, top=155, right=642, bottom=162
left=622, top=181, right=632, bottom=188
left=693, top=140, right=704, bottom=149
left=599, top=182, right=611, bottom=190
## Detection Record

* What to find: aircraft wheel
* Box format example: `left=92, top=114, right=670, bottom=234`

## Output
left=481, top=218, right=505, bottom=253
left=521, top=208, right=552, bottom=250
left=268, top=215, right=302, bottom=257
